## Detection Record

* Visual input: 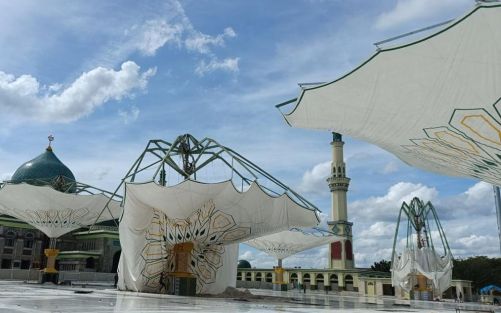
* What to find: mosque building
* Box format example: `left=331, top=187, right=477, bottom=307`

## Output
left=0, top=144, right=121, bottom=274
left=236, top=133, right=473, bottom=301
left=0, top=138, right=473, bottom=300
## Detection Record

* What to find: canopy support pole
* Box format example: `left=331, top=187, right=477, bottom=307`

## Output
left=493, top=186, right=501, bottom=254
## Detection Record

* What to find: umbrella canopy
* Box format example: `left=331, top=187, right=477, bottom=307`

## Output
left=123, top=180, right=319, bottom=239
left=245, top=227, right=341, bottom=260
left=0, top=183, right=121, bottom=238
left=280, top=3, right=501, bottom=186
left=119, top=180, right=319, bottom=294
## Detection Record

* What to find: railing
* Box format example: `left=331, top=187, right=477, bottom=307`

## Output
left=88, top=225, right=118, bottom=232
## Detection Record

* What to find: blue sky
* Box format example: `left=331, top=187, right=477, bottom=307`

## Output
left=0, top=0, right=498, bottom=268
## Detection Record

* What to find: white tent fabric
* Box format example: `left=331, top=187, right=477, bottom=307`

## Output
left=245, top=228, right=341, bottom=260
left=391, top=247, right=453, bottom=293
left=283, top=3, right=501, bottom=186
left=0, top=183, right=121, bottom=238
left=118, top=180, right=319, bottom=294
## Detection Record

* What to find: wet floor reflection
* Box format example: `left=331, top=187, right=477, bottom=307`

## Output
left=0, top=282, right=498, bottom=313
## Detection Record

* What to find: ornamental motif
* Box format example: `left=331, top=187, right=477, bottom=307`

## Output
left=140, top=200, right=251, bottom=293
left=402, top=99, right=501, bottom=186
left=5, top=207, right=94, bottom=230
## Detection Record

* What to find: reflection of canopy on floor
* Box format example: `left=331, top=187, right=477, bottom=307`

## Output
left=245, top=227, right=341, bottom=260
left=0, top=183, right=121, bottom=238
left=278, top=3, right=501, bottom=186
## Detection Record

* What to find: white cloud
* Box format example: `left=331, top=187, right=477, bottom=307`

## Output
left=239, top=250, right=254, bottom=261
left=118, top=105, right=140, bottom=124
left=375, top=0, right=471, bottom=30
left=437, top=181, right=495, bottom=219
left=1, top=172, right=12, bottom=181
left=0, top=61, right=155, bottom=123
left=113, top=2, right=238, bottom=74
left=195, top=57, right=240, bottom=76
left=298, top=161, right=330, bottom=195
left=359, top=221, right=395, bottom=238
left=464, top=181, right=493, bottom=203
left=130, top=20, right=183, bottom=56
left=381, top=160, right=399, bottom=174
left=186, top=27, right=237, bottom=54
left=350, top=182, right=438, bottom=222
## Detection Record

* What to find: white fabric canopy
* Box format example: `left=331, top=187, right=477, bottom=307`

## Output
left=0, top=183, right=121, bottom=238
left=118, top=180, right=319, bottom=294
left=245, top=228, right=341, bottom=260
left=391, top=247, right=453, bottom=294
left=283, top=3, right=501, bottom=186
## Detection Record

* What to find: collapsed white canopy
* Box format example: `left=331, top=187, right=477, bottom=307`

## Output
left=118, top=180, right=319, bottom=294
left=283, top=3, right=501, bottom=186
left=0, top=183, right=121, bottom=238
left=245, top=228, right=341, bottom=260
left=391, top=247, right=453, bottom=294
left=123, top=180, right=319, bottom=237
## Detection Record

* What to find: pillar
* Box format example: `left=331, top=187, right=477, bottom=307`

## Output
left=327, top=132, right=354, bottom=270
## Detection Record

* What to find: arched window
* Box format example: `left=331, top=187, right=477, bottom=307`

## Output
left=338, top=166, right=342, bottom=177
left=331, top=241, right=342, bottom=259
left=303, top=273, right=311, bottom=283
left=245, top=272, right=252, bottom=281
left=345, top=240, right=353, bottom=260
left=255, top=272, right=262, bottom=282
left=237, top=272, right=242, bottom=281
left=24, top=233, right=34, bottom=249
left=85, top=257, right=95, bottom=269
left=5, top=231, right=15, bottom=247
left=315, top=274, right=324, bottom=285
left=345, top=275, right=354, bottom=291
left=330, top=274, right=338, bottom=284
left=265, top=273, right=272, bottom=283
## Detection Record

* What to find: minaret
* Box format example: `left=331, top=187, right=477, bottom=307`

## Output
left=327, top=132, right=354, bottom=269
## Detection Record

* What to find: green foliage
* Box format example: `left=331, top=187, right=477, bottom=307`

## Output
left=371, top=259, right=391, bottom=272
left=452, top=256, right=501, bottom=291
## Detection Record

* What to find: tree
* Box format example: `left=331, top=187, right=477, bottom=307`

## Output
left=371, top=259, right=391, bottom=272
left=453, top=256, right=501, bottom=292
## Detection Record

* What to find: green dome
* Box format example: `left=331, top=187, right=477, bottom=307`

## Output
left=237, top=260, right=251, bottom=269
left=11, top=147, right=76, bottom=193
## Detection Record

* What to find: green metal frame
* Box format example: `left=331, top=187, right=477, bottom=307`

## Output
left=98, top=134, right=319, bottom=223
left=391, top=197, right=452, bottom=264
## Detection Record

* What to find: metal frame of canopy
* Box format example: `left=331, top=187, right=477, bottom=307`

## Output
left=109, top=134, right=320, bottom=295
left=391, top=198, right=453, bottom=298
left=391, top=198, right=451, bottom=262
left=3, top=176, right=121, bottom=198
left=97, top=133, right=319, bottom=223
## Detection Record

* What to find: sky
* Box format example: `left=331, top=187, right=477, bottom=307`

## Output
left=0, top=0, right=498, bottom=268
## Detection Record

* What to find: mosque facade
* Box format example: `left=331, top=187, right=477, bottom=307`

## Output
left=0, top=146, right=120, bottom=273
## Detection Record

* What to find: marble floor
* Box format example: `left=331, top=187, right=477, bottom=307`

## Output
left=0, top=281, right=498, bottom=313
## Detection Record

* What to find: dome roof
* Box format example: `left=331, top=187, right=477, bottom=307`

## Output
left=11, top=146, right=76, bottom=193
left=237, top=260, right=251, bottom=269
